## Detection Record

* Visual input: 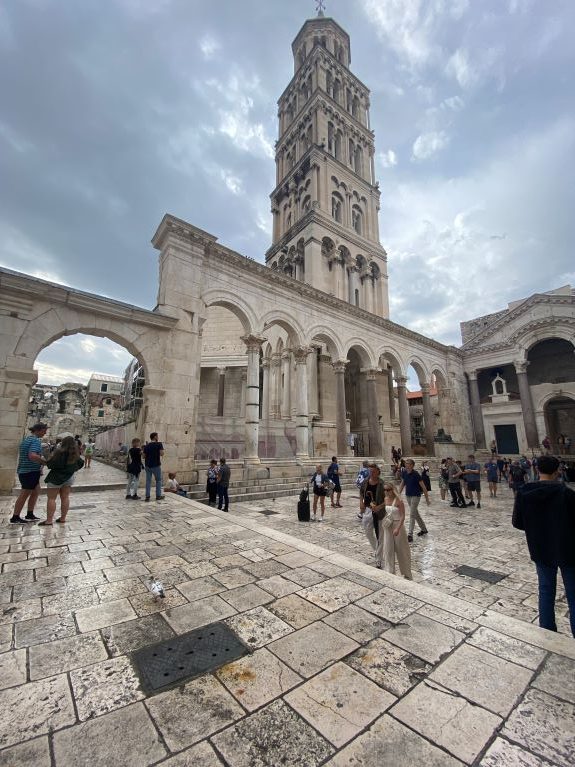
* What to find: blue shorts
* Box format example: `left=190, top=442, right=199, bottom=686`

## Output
left=18, top=471, right=41, bottom=490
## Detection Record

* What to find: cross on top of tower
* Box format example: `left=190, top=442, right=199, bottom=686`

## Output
left=316, top=0, right=326, bottom=17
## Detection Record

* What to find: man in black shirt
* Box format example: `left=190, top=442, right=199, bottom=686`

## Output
left=143, top=433, right=164, bottom=501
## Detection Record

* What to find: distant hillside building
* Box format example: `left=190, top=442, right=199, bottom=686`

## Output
left=86, top=374, right=123, bottom=432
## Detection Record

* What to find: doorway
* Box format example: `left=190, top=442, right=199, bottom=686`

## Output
left=494, top=424, right=519, bottom=455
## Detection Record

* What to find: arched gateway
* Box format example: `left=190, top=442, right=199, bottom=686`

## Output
left=0, top=215, right=468, bottom=493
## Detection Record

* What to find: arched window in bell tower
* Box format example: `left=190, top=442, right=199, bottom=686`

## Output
left=326, top=71, right=333, bottom=98
left=334, top=130, right=342, bottom=161
left=352, top=205, right=363, bottom=235
left=327, top=122, right=334, bottom=154
left=332, top=193, right=343, bottom=223
left=354, top=145, right=363, bottom=176
left=333, top=79, right=341, bottom=103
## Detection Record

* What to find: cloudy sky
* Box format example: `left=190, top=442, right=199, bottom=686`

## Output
left=1, top=0, right=574, bottom=386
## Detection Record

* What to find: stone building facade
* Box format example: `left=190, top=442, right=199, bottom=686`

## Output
left=460, top=286, right=575, bottom=456
left=85, top=373, right=124, bottom=432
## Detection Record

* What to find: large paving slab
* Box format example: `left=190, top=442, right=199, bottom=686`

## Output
left=0, top=487, right=573, bottom=766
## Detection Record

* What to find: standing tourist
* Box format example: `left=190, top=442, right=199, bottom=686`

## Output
left=391, top=446, right=399, bottom=466
left=421, top=461, right=431, bottom=491
left=38, top=436, right=84, bottom=526
left=359, top=463, right=385, bottom=568
left=355, top=459, right=370, bottom=519
left=206, top=459, right=218, bottom=506
left=83, top=439, right=95, bottom=468
left=438, top=459, right=449, bottom=501
left=328, top=456, right=342, bottom=508
left=143, top=433, right=164, bottom=502
left=490, top=438, right=497, bottom=456
left=398, top=458, right=429, bottom=543
left=513, top=455, right=575, bottom=637
left=310, top=464, right=329, bottom=522
left=484, top=456, right=499, bottom=498
left=381, top=483, right=412, bottom=579
left=542, top=435, right=551, bottom=453
left=509, top=460, right=528, bottom=497
left=11, top=423, right=48, bottom=524
left=463, top=454, right=482, bottom=508
left=126, top=438, right=143, bottom=500
left=446, top=457, right=466, bottom=508
left=496, top=454, right=505, bottom=482
left=217, top=457, right=231, bottom=512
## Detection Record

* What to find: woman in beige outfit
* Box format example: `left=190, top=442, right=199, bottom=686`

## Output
left=381, top=483, right=412, bottom=579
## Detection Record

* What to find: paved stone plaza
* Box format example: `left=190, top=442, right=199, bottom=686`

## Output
left=1, top=463, right=574, bottom=766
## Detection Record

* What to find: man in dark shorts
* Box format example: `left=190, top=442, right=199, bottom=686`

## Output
left=217, top=458, right=231, bottom=512
left=463, top=454, right=482, bottom=508
left=327, top=456, right=342, bottom=508
left=143, top=433, right=164, bottom=501
left=11, top=423, right=48, bottom=524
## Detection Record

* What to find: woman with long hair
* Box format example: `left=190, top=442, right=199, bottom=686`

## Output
left=39, top=436, right=84, bottom=526
left=381, top=483, right=412, bottom=579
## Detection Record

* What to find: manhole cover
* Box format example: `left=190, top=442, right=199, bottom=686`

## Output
left=131, top=622, right=249, bottom=693
left=454, top=565, right=507, bottom=584
left=73, top=504, right=97, bottom=510
left=258, top=509, right=279, bottom=516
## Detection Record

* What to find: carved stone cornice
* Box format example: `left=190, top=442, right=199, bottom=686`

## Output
left=0, top=268, right=178, bottom=332
left=461, top=295, right=575, bottom=352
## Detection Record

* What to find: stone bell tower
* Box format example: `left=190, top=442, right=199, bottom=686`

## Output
left=265, top=9, right=389, bottom=317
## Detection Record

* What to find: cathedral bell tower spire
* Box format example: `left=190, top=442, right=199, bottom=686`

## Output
left=265, top=10, right=389, bottom=317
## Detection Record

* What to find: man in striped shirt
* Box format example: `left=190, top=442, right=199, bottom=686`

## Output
left=11, top=423, right=48, bottom=524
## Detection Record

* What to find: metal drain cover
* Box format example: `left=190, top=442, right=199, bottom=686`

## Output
left=131, top=622, right=249, bottom=693
left=454, top=565, right=507, bottom=584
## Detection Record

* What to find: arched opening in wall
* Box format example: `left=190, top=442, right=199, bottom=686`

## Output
left=544, top=395, right=575, bottom=454
left=344, top=345, right=372, bottom=456
left=32, top=333, right=144, bottom=459
left=406, top=363, right=428, bottom=454
left=259, top=318, right=305, bottom=459
left=331, top=193, right=343, bottom=224
left=527, top=338, right=575, bottom=385
left=196, top=304, right=251, bottom=462
left=378, top=351, right=403, bottom=457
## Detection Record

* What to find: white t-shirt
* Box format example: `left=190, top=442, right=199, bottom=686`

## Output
left=167, top=478, right=178, bottom=491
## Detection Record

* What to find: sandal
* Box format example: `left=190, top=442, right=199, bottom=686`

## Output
left=55, top=518, right=66, bottom=523
left=38, top=521, right=53, bottom=526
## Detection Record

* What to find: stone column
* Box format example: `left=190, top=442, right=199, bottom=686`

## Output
left=0, top=367, right=38, bottom=494
left=363, top=368, right=383, bottom=457
left=242, top=336, right=265, bottom=463
left=261, top=359, right=270, bottom=420
left=307, top=345, right=319, bottom=418
left=421, top=383, right=436, bottom=457
left=467, top=371, right=486, bottom=449
left=387, top=366, right=396, bottom=421
left=514, top=360, right=539, bottom=449
left=294, top=348, right=310, bottom=457
left=270, top=354, right=281, bottom=418
left=240, top=368, right=247, bottom=418
left=395, top=376, right=411, bottom=455
left=216, top=366, right=226, bottom=417
left=281, top=350, right=291, bottom=419
left=332, top=360, right=348, bottom=456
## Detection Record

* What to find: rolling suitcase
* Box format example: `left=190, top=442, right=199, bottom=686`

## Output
left=297, top=486, right=310, bottom=521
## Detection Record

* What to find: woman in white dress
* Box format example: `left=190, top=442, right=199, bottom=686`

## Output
left=381, top=483, right=412, bottom=579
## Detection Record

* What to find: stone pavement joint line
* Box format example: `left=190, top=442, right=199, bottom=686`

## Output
left=0, top=486, right=573, bottom=767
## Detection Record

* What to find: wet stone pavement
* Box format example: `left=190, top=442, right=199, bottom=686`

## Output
left=0, top=468, right=574, bottom=767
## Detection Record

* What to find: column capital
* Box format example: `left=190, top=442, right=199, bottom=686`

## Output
left=281, top=349, right=292, bottom=361
left=514, top=359, right=529, bottom=374
left=394, top=376, right=408, bottom=387
left=361, top=367, right=380, bottom=381
left=467, top=370, right=479, bottom=381
left=293, top=346, right=313, bottom=364
left=261, top=358, right=270, bottom=370
left=241, top=335, right=266, bottom=352
left=216, top=366, right=227, bottom=376
left=421, top=382, right=431, bottom=394
left=332, top=359, right=348, bottom=374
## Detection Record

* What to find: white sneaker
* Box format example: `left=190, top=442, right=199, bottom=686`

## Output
left=312, top=514, right=317, bottom=521
left=318, top=517, right=323, bottom=522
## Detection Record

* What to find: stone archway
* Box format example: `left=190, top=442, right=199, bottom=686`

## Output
left=543, top=395, right=575, bottom=454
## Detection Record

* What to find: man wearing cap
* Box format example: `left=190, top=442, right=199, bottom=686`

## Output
left=11, top=423, right=48, bottom=524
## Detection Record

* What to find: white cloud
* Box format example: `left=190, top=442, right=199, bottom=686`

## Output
left=34, top=362, right=96, bottom=386
left=446, top=46, right=505, bottom=91
left=379, top=149, right=398, bottom=168
left=386, top=118, right=575, bottom=342
left=411, top=130, right=450, bottom=160
left=200, top=34, right=220, bottom=60
left=220, top=169, right=243, bottom=195
left=80, top=338, right=97, bottom=354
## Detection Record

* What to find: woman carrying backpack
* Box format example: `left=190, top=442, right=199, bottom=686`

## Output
left=39, top=436, right=84, bottom=526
